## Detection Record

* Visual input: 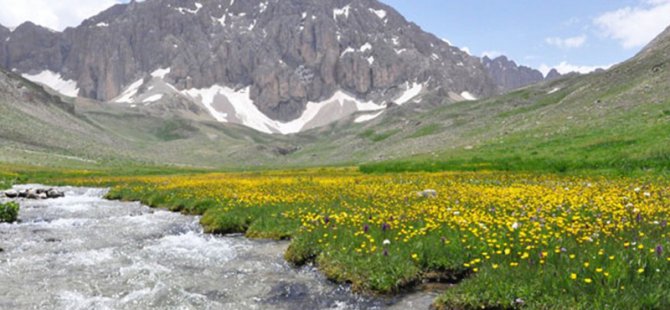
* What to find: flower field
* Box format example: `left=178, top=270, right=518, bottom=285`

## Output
left=64, top=169, right=670, bottom=309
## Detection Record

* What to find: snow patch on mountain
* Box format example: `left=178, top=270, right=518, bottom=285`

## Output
left=182, top=86, right=388, bottom=134
left=176, top=2, right=203, bottom=15
left=143, top=94, right=163, bottom=103
left=369, top=8, right=387, bottom=19
left=354, top=111, right=384, bottom=123
left=395, top=82, right=423, bottom=105
left=22, top=71, right=80, bottom=97
left=113, top=79, right=144, bottom=103
left=460, top=91, right=477, bottom=101
left=333, top=5, right=351, bottom=19
left=151, top=68, right=171, bottom=79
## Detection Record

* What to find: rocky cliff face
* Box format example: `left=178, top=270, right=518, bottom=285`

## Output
left=0, top=0, right=496, bottom=129
left=482, top=56, right=557, bottom=92
left=545, top=68, right=562, bottom=81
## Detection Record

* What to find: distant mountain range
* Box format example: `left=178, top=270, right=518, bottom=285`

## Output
left=0, top=0, right=562, bottom=134
left=482, top=56, right=562, bottom=93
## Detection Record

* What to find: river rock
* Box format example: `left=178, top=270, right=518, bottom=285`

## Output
left=18, top=190, right=28, bottom=198
left=26, top=190, right=39, bottom=199
left=47, top=190, right=65, bottom=198
left=4, top=190, right=18, bottom=198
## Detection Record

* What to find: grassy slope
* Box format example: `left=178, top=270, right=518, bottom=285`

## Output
left=353, top=33, right=670, bottom=174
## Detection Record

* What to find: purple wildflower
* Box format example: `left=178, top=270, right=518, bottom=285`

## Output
left=381, top=223, right=390, bottom=232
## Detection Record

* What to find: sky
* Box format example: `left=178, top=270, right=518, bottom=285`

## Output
left=1, top=0, right=669, bottom=76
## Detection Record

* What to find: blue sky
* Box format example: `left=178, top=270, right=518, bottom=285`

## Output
left=1, top=0, right=670, bottom=75
left=382, top=0, right=670, bottom=74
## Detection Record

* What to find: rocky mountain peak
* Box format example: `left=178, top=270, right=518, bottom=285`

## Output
left=545, top=68, right=562, bottom=81
left=2, top=0, right=498, bottom=134
left=482, top=55, right=547, bottom=92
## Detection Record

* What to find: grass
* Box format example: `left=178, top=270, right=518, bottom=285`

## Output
left=361, top=97, right=670, bottom=176
left=407, top=123, right=441, bottom=139
left=153, top=119, right=197, bottom=141
left=358, top=129, right=401, bottom=142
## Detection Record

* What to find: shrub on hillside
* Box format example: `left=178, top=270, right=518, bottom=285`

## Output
left=0, top=201, right=19, bottom=223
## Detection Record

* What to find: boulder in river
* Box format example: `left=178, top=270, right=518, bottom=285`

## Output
left=4, top=190, right=18, bottom=198
left=26, top=190, right=39, bottom=200
left=47, top=190, right=65, bottom=199
left=6, top=188, right=65, bottom=200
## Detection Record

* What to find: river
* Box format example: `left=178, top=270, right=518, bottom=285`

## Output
left=0, top=186, right=436, bottom=309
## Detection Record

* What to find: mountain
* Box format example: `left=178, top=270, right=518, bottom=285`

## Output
left=545, top=68, right=562, bottom=81
left=0, top=64, right=309, bottom=168
left=482, top=56, right=561, bottom=92
left=0, top=19, right=669, bottom=170
left=0, top=0, right=497, bottom=134
left=0, top=66, right=120, bottom=164
left=331, top=25, right=670, bottom=169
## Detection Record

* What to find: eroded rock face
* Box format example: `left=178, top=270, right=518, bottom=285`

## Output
left=0, top=0, right=496, bottom=121
left=1, top=22, right=65, bottom=74
left=545, top=69, right=563, bottom=81
left=482, top=56, right=551, bottom=92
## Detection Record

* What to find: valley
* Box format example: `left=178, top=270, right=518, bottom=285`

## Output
left=0, top=0, right=669, bottom=309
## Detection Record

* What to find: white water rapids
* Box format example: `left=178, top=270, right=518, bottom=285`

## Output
left=0, top=186, right=435, bottom=309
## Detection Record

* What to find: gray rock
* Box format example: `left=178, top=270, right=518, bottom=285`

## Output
left=4, top=190, right=18, bottom=198
left=26, top=190, right=39, bottom=199
left=417, top=189, right=437, bottom=198
left=482, top=56, right=547, bottom=92
left=545, top=68, right=563, bottom=81
left=37, top=193, right=48, bottom=200
left=47, top=190, right=65, bottom=199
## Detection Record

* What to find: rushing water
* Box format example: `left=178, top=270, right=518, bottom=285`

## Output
left=0, top=186, right=436, bottom=309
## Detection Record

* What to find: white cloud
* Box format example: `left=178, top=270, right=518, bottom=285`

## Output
left=0, top=0, right=120, bottom=31
left=594, top=0, right=670, bottom=49
left=538, top=62, right=612, bottom=76
left=545, top=35, right=587, bottom=49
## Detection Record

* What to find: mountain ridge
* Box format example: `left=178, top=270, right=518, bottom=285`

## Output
left=0, top=0, right=493, bottom=128
left=0, top=0, right=563, bottom=135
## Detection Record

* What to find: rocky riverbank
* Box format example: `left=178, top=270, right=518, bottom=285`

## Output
left=2, top=188, right=64, bottom=200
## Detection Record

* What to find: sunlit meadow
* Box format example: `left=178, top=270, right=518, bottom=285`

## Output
left=62, top=169, right=670, bottom=308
